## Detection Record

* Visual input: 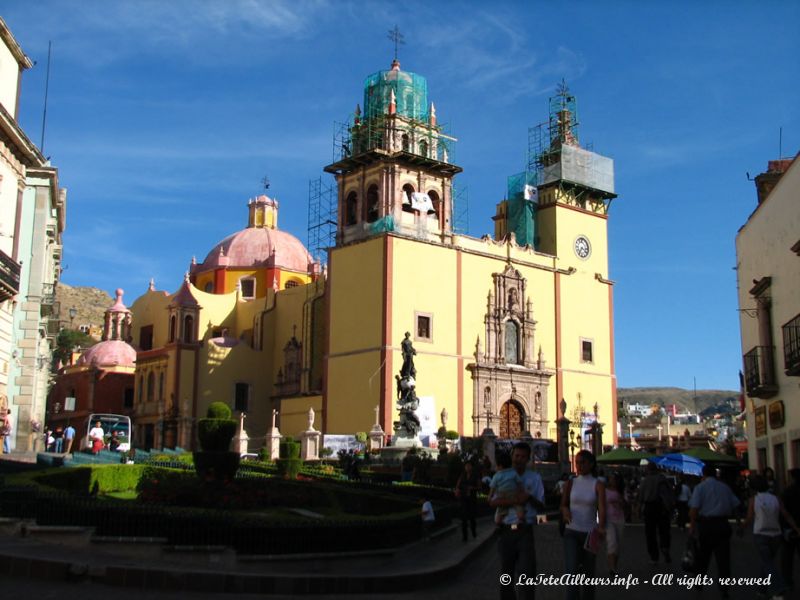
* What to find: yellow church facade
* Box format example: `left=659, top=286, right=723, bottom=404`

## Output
left=127, top=60, right=618, bottom=451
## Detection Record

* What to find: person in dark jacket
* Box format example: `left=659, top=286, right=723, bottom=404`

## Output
left=455, top=461, right=480, bottom=541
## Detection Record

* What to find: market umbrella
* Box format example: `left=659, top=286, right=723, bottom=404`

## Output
left=682, top=447, right=740, bottom=464
left=651, top=453, right=705, bottom=477
left=597, top=447, right=655, bottom=464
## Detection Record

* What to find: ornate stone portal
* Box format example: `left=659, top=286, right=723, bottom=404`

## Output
left=467, top=265, right=554, bottom=437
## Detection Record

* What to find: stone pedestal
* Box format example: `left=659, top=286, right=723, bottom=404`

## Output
left=267, top=428, right=282, bottom=460
left=391, top=434, right=422, bottom=449
left=300, top=429, right=321, bottom=461
left=481, top=428, right=497, bottom=470
left=368, top=424, right=385, bottom=452
left=236, top=413, right=249, bottom=456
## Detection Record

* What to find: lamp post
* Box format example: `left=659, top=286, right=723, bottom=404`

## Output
left=68, top=306, right=77, bottom=329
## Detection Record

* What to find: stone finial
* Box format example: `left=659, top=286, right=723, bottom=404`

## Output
left=475, top=335, right=483, bottom=361
left=184, top=272, right=190, bottom=283
left=307, top=407, right=315, bottom=431
left=440, top=408, right=448, bottom=428
left=537, top=345, right=545, bottom=369
left=429, top=102, right=436, bottom=126
left=388, top=88, right=396, bottom=115
left=374, top=404, right=380, bottom=426
left=560, top=397, right=567, bottom=418
left=191, top=255, right=197, bottom=265
left=148, top=278, right=156, bottom=292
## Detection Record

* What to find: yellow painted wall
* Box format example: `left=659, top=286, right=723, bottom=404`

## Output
left=279, top=394, right=323, bottom=439
left=194, top=268, right=311, bottom=297
left=326, top=350, right=383, bottom=433
left=328, top=238, right=384, bottom=354
left=323, top=227, right=615, bottom=439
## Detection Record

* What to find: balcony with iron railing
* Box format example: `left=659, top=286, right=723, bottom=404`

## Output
left=744, top=346, right=778, bottom=398
left=0, top=249, right=21, bottom=302
left=784, top=315, right=800, bottom=376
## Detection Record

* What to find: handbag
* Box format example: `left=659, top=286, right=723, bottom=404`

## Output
left=681, top=535, right=698, bottom=572
left=584, top=527, right=602, bottom=554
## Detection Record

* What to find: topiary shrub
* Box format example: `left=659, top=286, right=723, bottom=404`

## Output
left=206, top=401, right=232, bottom=420
left=197, top=403, right=237, bottom=452
left=194, top=402, right=239, bottom=481
left=277, top=439, right=301, bottom=480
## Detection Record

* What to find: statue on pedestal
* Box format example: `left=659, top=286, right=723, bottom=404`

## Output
left=393, top=335, right=422, bottom=445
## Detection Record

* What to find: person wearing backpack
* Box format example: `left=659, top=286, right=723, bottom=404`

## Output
left=638, top=461, right=673, bottom=564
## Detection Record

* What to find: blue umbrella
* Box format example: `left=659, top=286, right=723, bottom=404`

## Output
left=650, top=453, right=705, bottom=477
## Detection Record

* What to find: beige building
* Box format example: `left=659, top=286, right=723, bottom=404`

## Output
left=0, top=18, right=66, bottom=451
left=737, top=154, right=800, bottom=488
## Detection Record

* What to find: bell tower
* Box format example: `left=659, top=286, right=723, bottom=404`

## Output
left=324, top=59, right=462, bottom=246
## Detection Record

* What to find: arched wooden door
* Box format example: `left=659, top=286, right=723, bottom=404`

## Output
left=499, top=400, right=525, bottom=439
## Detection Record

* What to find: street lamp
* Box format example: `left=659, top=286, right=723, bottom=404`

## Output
left=68, top=306, right=77, bottom=329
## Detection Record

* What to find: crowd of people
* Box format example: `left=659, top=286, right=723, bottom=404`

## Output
left=450, top=446, right=800, bottom=600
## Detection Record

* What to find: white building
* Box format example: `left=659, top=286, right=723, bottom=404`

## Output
left=736, top=154, right=799, bottom=489
left=0, top=17, right=66, bottom=452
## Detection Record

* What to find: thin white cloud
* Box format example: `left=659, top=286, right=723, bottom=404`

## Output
left=13, top=0, right=330, bottom=68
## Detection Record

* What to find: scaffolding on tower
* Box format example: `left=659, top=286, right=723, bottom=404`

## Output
left=307, top=176, right=336, bottom=267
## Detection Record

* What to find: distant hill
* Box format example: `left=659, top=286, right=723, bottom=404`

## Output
left=617, top=387, right=740, bottom=415
left=55, top=284, right=112, bottom=337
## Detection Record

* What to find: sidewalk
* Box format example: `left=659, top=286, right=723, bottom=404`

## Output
left=0, top=515, right=498, bottom=595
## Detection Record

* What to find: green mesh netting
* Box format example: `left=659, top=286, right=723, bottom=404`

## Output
left=364, top=68, right=428, bottom=121
left=506, top=171, right=538, bottom=247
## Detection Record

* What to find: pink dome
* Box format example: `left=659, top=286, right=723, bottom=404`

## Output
left=200, top=227, right=314, bottom=273
left=76, top=340, right=137, bottom=368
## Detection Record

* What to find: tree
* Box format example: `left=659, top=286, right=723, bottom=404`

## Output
left=52, top=328, right=95, bottom=370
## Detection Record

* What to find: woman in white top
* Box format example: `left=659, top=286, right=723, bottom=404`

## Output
left=561, top=450, right=606, bottom=600
left=742, top=474, right=800, bottom=600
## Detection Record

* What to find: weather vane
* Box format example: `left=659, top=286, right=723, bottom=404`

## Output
left=261, top=175, right=270, bottom=191
left=387, top=25, right=405, bottom=61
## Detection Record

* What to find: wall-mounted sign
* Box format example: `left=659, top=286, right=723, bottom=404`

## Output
left=755, top=406, right=767, bottom=437
left=768, top=400, right=785, bottom=430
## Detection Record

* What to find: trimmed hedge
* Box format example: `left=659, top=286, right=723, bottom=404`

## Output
left=277, top=439, right=301, bottom=480
left=33, top=465, right=146, bottom=494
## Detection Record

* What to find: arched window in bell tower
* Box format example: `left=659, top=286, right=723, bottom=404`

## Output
left=183, top=314, right=194, bottom=343
left=366, top=184, right=380, bottom=223
left=401, top=134, right=410, bottom=152
left=428, top=190, right=440, bottom=219
left=168, top=315, right=176, bottom=343
left=505, top=320, right=519, bottom=364
left=419, top=140, right=428, bottom=158
left=345, top=192, right=358, bottom=226
left=402, top=184, right=415, bottom=213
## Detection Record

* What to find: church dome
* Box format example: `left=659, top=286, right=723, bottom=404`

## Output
left=76, top=340, right=137, bottom=368
left=198, top=195, right=315, bottom=273
left=201, top=227, right=314, bottom=273
left=75, top=288, right=136, bottom=368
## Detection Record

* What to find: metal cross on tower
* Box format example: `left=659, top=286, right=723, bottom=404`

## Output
left=387, top=25, right=405, bottom=61
left=261, top=175, right=270, bottom=191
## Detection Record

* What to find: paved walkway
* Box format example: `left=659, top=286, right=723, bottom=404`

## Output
left=0, top=516, right=797, bottom=599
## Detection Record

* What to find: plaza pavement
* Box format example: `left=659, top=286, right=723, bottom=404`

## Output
left=0, top=514, right=796, bottom=599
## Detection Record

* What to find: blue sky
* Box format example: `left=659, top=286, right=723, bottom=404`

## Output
left=4, top=1, right=798, bottom=391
